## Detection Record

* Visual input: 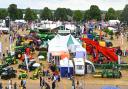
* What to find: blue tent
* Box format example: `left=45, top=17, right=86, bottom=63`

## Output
left=59, top=58, right=74, bottom=77
left=101, top=86, right=120, bottom=89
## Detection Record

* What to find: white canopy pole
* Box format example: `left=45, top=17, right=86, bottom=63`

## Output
left=24, top=54, right=29, bottom=71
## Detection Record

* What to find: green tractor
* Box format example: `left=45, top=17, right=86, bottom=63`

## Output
left=18, top=71, right=28, bottom=79
left=101, top=69, right=121, bottom=78
left=5, top=55, right=18, bottom=65
left=94, top=63, right=122, bottom=78
left=30, top=68, right=42, bottom=80
left=15, top=46, right=26, bottom=53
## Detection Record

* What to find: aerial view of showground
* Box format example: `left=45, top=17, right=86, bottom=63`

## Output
left=0, top=0, right=128, bottom=89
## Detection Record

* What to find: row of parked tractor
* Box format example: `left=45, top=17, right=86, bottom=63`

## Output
left=0, top=28, right=55, bottom=80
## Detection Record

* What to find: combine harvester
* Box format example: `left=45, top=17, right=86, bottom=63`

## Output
left=81, top=38, right=118, bottom=63
left=81, top=38, right=122, bottom=78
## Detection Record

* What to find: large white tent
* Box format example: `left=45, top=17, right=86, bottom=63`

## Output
left=47, top=34, right=83, bottom=63
left=48, top=34, right=82, bottom=53
left=15, top=20, right=26, bottom=23
left=108, top=20, right=120, bottom=26
left=48, top=34, right=69, bottom=47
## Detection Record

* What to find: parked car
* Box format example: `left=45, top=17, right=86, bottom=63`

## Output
left=1, top=67, right=16, bottom=80
left=0, top=64, right=9, bottom=75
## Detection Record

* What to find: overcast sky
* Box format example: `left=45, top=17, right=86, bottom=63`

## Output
left=0, top=0, right=127, bottom=10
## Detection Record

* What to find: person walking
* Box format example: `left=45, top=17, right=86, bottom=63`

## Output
left=0, top=82, right=3, bottom=89
left=14, top=82, right=17, bottom=89
left=76, top=80, right=79, bottom=89
left=40, top=76, right=42, bottom=87
left=52, top=81, right=56, bottom=89
left=58, top=75, right=60, bottom=82
left=2, top=53, right=5, bottom=64
left=21, top=79, right=23, bottom=88
left=7, top=80, right=12, bottom=89
left=41, top=78, right=45, bottom=89
left=22, top=80, right=26, bottom=89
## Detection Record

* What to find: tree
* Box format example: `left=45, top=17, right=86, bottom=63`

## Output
left=32, top=11, right=38, bottom=20
left=121, top=4, right=128, bottom=24
left=73, top=10, right=83, bottom=22
left=0, top=9, right=8, bottom=19
left=24, top=8, right=37, bottom=21
left=40, top=7, right=52, bottom=20
left=116, top=10, right=122, bottom=20
left=105, top=8, right=116, bottom=21
left=108, top=30, right=114, bottom=40
left=8, top=4, right=18, bottom=20
left=54, top=8, right=68, bottom=21
left=16, top=9, right=23, bottom=19
left=84, top=10, right=91, bottom=21
left=65, top=8, right=73, bottom=16
left=89, top=5, right=101, bottom=20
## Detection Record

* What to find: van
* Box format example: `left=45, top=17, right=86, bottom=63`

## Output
left=73, top=58, right=85, bottom=75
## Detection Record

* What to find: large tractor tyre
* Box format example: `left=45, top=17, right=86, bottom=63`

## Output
left=1, top=76, right=8, bottom=80
left=101, top=74, right=104, bottom=78
left=25, top=75, right=28, bottom=79
left=12, top=74, right=16, bottom=78
left=18, top=54, right=22, bottom=59
left=18, top=76, right=21, bottom=79
left=15, top=52, right=22, bottom=59
left=119, top=71, right=122, bottom=78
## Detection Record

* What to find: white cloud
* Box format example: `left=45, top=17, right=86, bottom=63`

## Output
left=0, top=0, right=127, bottom=10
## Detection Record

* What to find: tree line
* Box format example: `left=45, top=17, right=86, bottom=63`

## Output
left=0, top=4, right=128, bottom=24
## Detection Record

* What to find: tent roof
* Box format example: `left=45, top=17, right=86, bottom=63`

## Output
left=48, top=34, right=82, bottom=53
left=48, top=45, right=68, bottom=52
left=48, top=34, right=81, bottom=47
left=0, top=27, right=9, bottom=31
left=70, top=35, right=81, bottom=46
left=65, top=24, right=76, bottom=30
left=67, top=35, right=74, bottom=46
left=60, top=58, right=73, bottom=67
left=48, top=34, right=69, bottom=47
left=101, top=86, right=120, bottom=89
left=15, top=20, right=26, bottom=23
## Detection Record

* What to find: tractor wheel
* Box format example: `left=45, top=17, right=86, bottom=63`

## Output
left=26, top=75, right=28, bottom=79
left=12, top=74, right=16, bottom=78
left=119, top=71, right=122, bottom=78
left=18, top=76, right=21, bottom=79
left=18, top=54, right=22, bottom=59
left=112, top=74, right=115, bottom=78
left=101, top=74, right=103, bottom=78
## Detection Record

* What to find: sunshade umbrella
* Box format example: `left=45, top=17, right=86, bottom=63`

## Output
left=38, top=55, right=45, bottom=59
left=101, top=86, right=120, bottom=89
left=32, top=63, right=40, bottom=67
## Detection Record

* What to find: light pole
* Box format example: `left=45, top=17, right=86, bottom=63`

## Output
left=5, top=16, right=12, bottom=53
